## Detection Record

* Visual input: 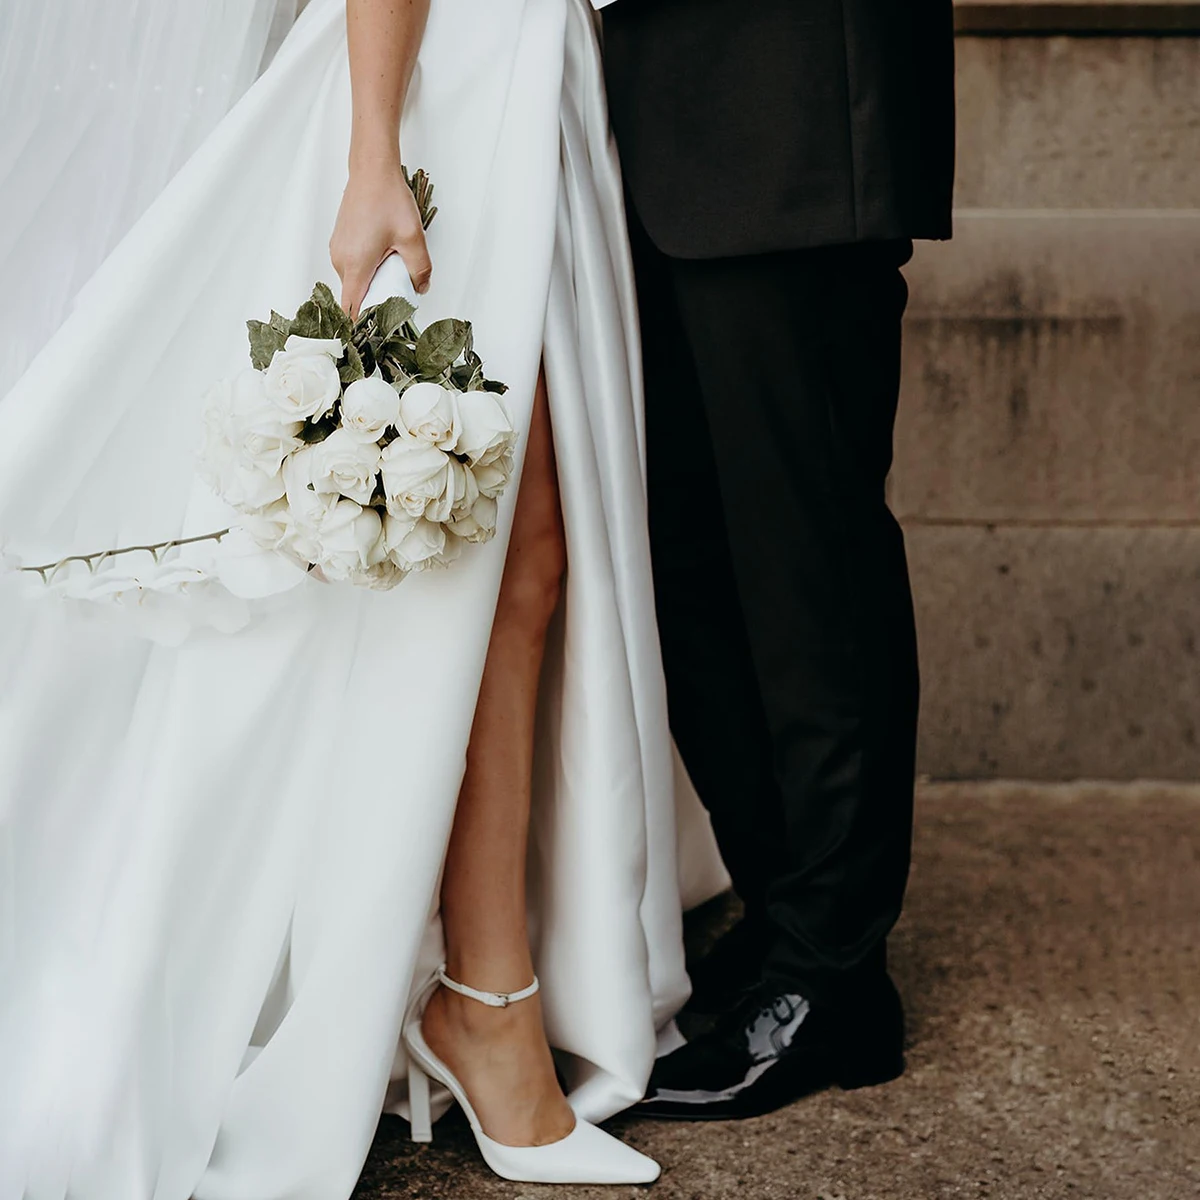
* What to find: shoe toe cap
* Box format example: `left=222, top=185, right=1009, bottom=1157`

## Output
left=572, top=1121, right=661, bottom=1184
left=477, top=1119, right=661, bottom=1185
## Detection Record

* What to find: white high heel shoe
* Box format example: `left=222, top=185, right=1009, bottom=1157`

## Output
left=404, top=966, right=661, bottom=1185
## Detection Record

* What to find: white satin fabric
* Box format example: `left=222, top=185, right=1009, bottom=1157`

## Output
left=0, top=1, right=726, bottom=1198
left=0, top=0, right=305, bottom=387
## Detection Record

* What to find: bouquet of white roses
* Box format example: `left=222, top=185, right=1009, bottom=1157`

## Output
left=17, top=170, right=516, bottom=615
left=197, top=279, right=515, bottom=591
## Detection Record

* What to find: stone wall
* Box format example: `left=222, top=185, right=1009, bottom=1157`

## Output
left=898, top=14, right=1200, bottom=779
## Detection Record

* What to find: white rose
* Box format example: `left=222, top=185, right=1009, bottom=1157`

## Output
left=264, top=336, right=344, bottom=421
left=284, top=335, right=345, bottom=359
left=379, top=441, right=455, bottom=520
left=397, top=381, right=461, bottom=450
left=427, top=459, right=472, bottom=525
left=230, top=369, right=304, bottom=470
left=341, top=375, right=400, bottom=442
left=308, top=428, right=382, bottom=506
left=448, top=495, right=498, bottom=545
left=225, top=368, right=305, bottom=464
left=351, top=559, right=407, bottom=591
left=438, top=531, right=464, bottom=568
left=198, top=371, right=302, bottom=511
left=454, top=460, right=481, bottom=517
left=469, top=450, right=515, bottom=500
left=314, top=500, right=385, bottom=581
left=204, top=524, right=310, bottom=598
left=282, top=446, right=324, bottom=511
left=454, top=389, right=516, bottom=466
left=238, top=498, right=291, bottom=551
left=385, top=514, right=446, bottom=572
left=281, top=448, right=338, bottom=562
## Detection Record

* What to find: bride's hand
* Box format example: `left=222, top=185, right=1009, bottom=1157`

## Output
left=330, top=162, right=432, bottom=319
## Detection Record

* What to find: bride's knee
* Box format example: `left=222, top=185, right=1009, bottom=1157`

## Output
left=496, top=511, right=566, bottom=637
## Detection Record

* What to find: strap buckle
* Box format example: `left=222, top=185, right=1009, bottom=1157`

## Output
left=436, top=964, right=540, bottom=1008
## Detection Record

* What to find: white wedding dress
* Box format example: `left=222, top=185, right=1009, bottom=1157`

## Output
left=0, top=0, right=307, bottom=385
left=0, top=1, right=727, bottom=1198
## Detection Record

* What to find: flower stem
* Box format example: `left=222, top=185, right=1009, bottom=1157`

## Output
left=20, top=528, right=232, bottom=583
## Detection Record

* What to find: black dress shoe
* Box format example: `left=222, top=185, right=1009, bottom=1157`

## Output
left=641, top=975, right=905, bottom=1120
left=684, top=916, right=769, bottom=1016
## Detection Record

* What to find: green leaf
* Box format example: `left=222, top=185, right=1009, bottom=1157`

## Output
left=380, top=334, right=418, bottom=360
left=285, top=292, right=345, bottom=342
left=247, top=319, right=289, bottom=370
left=451, top=362, right=483, bottom=392
left=289, top=300, right=323, bottom=339
left=269, top=310, right=292, bottom=336
left=299, top=414, right=339, bottom=445
left=374, top=296, right=418, bottom=341
left=311, top=281, right=338, bottom=311
left=381, top=336, right=420, bottom=377
left=481, top=379, right=509, bottom=395
left=415, top=318, right=470, bottom=376
left=311, top=281, right=352, bottom=342
left=339, top=340, right=366, bottom=385
left=380, top=360, right=415, bottom=389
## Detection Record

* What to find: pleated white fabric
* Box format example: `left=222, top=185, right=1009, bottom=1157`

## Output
left=0, top=0, right=305, bottom=387
left=0, top=1, right=727, bottom=1198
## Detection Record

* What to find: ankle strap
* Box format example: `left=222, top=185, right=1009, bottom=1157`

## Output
left=437, top=965, right=540, bottom=1009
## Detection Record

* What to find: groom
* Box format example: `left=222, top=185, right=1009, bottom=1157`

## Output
left=598, top=0, right=956, bottom=1118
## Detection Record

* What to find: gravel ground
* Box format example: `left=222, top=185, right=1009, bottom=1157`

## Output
left=352, top=782, right=1200, bottom=1200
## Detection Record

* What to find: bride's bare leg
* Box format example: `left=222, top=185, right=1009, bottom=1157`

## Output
left=421, top=368, right=576, bottom=1147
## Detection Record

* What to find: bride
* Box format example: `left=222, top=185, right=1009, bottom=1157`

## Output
left=0, top=0, right=727, bottom=1195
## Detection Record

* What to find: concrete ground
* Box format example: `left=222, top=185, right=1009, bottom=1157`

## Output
left=352, top=783, right=1200, bottom=1200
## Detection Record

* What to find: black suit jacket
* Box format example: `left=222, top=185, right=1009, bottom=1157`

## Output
left=602, top=0, right=956, bottom=259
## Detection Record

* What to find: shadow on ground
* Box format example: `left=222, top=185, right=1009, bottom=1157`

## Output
left=352, top=783, right=1200, bottom=1200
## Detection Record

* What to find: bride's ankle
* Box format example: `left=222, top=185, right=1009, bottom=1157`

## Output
left=419, top=976, right=577, bottom=1146
left=426, top=981, right=530, bottom=1040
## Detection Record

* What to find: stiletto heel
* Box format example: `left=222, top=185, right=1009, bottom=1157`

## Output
left=403, top=966, right=660, bottom=1185
left=407, top=1055, right=433, bottom=1144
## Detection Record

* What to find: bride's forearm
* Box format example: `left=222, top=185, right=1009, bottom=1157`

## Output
left=346, top=0, right=431, bottom=172
left=333, top=0, right=433, bottom=310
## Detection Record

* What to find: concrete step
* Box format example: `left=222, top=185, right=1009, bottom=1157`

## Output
left=954, top=32, right=1200, bottom=208
left=956, top=0, right=1200, bottom=34
left=908, top=524, right=1200, bottom=780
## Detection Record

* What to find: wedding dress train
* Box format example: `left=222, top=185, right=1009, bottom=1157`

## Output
left=0, top=1, right=726, bottom=1197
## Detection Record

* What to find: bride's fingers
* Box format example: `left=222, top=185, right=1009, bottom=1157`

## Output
left=395, top=227, right=433, bottom=296
left=339, top=262, right=376, bottom=321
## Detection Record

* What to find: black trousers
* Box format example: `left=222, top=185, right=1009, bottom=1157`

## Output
left=630, top=214, right=920, bottom=1003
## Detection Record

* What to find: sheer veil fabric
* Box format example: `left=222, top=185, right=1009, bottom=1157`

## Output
left=0, top=0, right=306, bottom=386
left=0, top=1, right=726, bottom=1198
